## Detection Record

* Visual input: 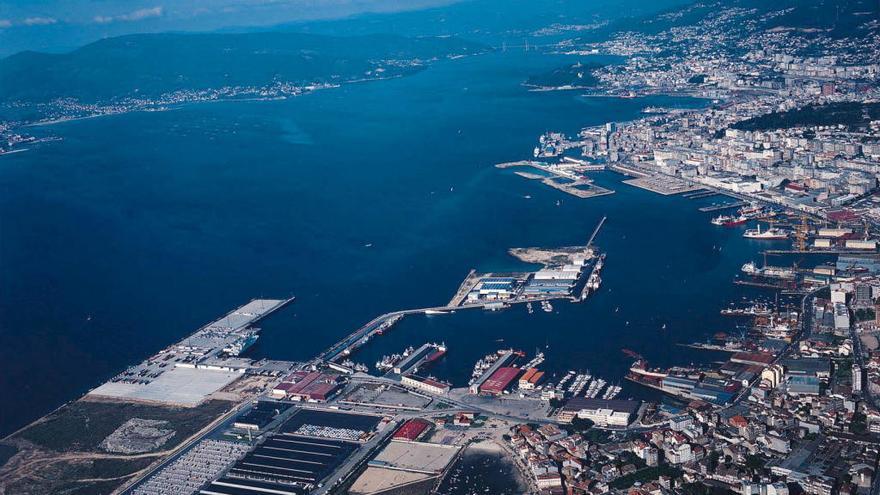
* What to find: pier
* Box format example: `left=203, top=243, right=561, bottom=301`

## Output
left=698, top=201, right=749, bottom=212
left=622, top=175, right=703, bottom=196
left=496, top=160, right=615, bottom=199
left=318, top=304, right=476, bottom=363
left=681, top=190, right=716, bottom=199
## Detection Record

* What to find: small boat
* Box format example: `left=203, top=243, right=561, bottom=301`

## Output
left=527, top=302, right=534, bottom=314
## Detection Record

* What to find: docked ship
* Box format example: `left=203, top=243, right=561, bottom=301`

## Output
left=720, top=303, right=772, bottom=316
left=743, top=224, right=789, bottom=240
left=374, top=314, right=403, bottom=335
left=629, top=358, right=668, bottom=378
left=711, top=214, right=747, bottom=226
left=738, top=203, right=776, bottom=220
left=222, top=332, right=259, bottom=356
left=741, top=261, right=796, bottom=279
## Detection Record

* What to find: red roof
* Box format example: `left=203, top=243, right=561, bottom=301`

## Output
left=827, top=209, right=859, bottom=223
left=731, top=352, right=774, bottom=365
left=729, top=415, right=748, bottom=428
left=393, top=419, right=431, bottom=441
left=479, top=367, right=521, bottom=394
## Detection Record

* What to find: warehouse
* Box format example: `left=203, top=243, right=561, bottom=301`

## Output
left=393, top=419, right=433, bottom=442
left=478, top=367, right=521, bottom=395
left=533, top=270, right=578, bottom=281
left=221, top=434, right=357, bottom=488
left=730, top=352, right=775, bottom=367
left=661, top=376, right=698, bottom=395
left=557, top=398, right=640, bottom=427
left=780, top=357, right=831, bottom=378
left=787, top=376, right=821, bottom=395
left=518, top=368, right=544, bottom=390
left=401, top=374, right=451, bottom=395
left=273, top=371, right=344, bottom=402
left=233, top=401, right=292, bottom=431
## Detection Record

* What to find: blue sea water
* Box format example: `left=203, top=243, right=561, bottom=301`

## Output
left=0, top=49, right=773, bottom=435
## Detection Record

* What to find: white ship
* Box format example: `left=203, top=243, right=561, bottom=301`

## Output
left=743, top=224, right=789, bottom=240
left=741, top=261, right=796, bottom=279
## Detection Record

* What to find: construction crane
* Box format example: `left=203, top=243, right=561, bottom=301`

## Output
left=793, top=212, right=810, bottom=252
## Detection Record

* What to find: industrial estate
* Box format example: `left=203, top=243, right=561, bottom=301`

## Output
left=4, top=0, right=880, bottom=495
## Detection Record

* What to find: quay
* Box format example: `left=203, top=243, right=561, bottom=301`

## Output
left=677, top=343, right=741, bottom=353
left=764, top=248, right=879, bottom=255
left=698, top=201, right=749, bottom=212
left=681, top=189, right=715, bottom=199
left=318, top=304, right=473, bottom=363
left=496, top=160, right=615, bottom=199
left=622, top=175, right=702, bottom=196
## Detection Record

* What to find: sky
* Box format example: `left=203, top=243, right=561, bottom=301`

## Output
left=0, top=0, right=462, bottom=57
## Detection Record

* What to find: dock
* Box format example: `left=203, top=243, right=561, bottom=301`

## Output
left=622, top=175, right=703, bottom=196
left=698, top=201, right=749, bottom=212
left=496, top=160, right=615, bottom=199
left=447, top=269, right=480, bottom=307
left=683, top=190, right=721, bottom=200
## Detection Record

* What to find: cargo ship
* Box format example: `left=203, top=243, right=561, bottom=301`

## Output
left=743, top=224, right=789, bottom=240
left=741, top=261, right=796, bottom=279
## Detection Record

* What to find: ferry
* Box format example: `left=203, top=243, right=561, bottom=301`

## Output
left=743, top=224, right=789, bottom=240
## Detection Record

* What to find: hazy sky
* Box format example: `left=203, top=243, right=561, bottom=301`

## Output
left=0, top=0, right=462, bottom=56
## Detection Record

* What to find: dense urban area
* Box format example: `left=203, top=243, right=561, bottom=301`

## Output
left=3, top=0, right=880, bottom=495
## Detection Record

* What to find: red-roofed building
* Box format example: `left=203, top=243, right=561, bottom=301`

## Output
left=393, top=418, right=432, bottom=441
left=277, top=371, right=343, bottom=402
left=730, top=352, right=774, bottom=366
left=479, top=367, right=521, bottom=395
left=827, top=209, right=859, bottom=223
left=729, top=415, right=748, bottom=428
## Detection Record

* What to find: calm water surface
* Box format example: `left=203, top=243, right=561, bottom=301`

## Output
left=0, top=49, right=765, bottom=434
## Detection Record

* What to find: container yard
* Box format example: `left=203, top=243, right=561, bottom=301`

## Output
left=89, top=298, right=294, bottom=406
